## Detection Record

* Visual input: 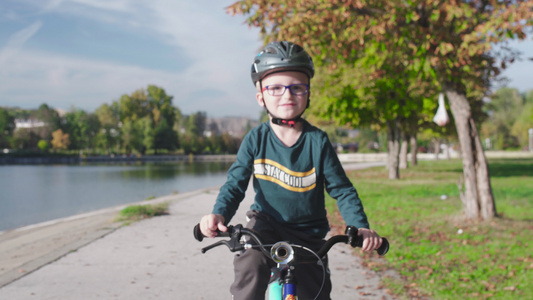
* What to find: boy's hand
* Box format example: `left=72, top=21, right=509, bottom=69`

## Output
left=199, top=214, right=227, bottom=238
left=358, top=228, right=382, bottom=252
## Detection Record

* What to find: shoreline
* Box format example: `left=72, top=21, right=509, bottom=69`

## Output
left=0, top=154, right=237, bottom=165
left=0, top=187, right=213, bottom=235
left=0, top=187, right=219, bottom=288
left=2, top=149, right=531, bottom=165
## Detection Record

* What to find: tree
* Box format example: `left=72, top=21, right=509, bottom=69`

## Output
left=482, top=88, right=530, bottom=150
left=94, top=103, right=120, bottom=153
left=51, top=129, right=70, bottom=150
left=229, top=0, right=442, bottom=179
left=154, top=118, right=178, bottom=152
left=120, top=119, right=144, bottom=154
left=13, top=129, right=40, bottom=150
left=186, top=112, right=207, bottom=137
left=401, top=1, right=531, bottom=221
left=509, top=90, right=533, bottom=150
left=140, top=117, right=154, bottom=153
left=63, top=109, right=100, bottom=151
left=228, top=0, right=533, bottom=220
left=147, top=85, right=179, bottom=152
left=309, top=63, right=410, bottom=179
left=173, top=107, right=183, bottom=134
left=0, top=107, right=15, bottom=148
left=32, top=103, right=61, bottom=141
left=118, top=85, right=178, bottom=153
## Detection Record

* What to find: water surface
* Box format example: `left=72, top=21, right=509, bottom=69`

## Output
left=0, top=162, right=232, bottom=231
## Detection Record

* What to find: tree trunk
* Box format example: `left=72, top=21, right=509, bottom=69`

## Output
left=410, top=134, right=418, bottom=165
left=387, top=119, right=401, bottom=180
left=433, top=138, right=440, bottom=160
left=399, top=132, right=409, bottom=169
left=445, top=88, right=496, bottom=220
left=470, top=118, right=496, bottom=219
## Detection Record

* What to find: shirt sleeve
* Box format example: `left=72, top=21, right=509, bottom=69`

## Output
left=321, top=135, right=370, bottom=229
left=211, top=132, right=254, bottom=224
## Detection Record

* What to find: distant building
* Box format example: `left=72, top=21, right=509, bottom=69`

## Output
left=206, top=117, right=259, bottom=138
left=14, top=119, right=47, bottom=130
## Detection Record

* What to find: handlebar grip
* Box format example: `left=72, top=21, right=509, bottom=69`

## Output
left=193, top=223, right=231, bottom=242
left=193, top=224, right=204, bottom=242
left=377, top=237, right=389, bottom=256
left=348, top=231, right=389, bottom=256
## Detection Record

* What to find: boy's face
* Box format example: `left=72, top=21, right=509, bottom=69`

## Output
left=256, top=71, right=310, bottom=121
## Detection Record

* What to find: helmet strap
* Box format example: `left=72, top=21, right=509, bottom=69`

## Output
left=271, top=116, right=302, bottom=128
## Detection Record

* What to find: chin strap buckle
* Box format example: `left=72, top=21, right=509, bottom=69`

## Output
left=272, top=118, right=299, bottom=128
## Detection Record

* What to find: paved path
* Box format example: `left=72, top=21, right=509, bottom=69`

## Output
left=0, top=162, right=393, bottom=299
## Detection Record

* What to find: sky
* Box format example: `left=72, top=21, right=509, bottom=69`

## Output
left=0, top=1, right=532, bottom=119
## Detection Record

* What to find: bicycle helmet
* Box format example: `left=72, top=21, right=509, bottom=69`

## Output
left=251, top=41, right=314, bottom=85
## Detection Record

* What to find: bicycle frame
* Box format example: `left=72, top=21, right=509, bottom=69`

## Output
left=268, top=280, right=283, bottom=300
left=267, top=267, right=297, bottom=300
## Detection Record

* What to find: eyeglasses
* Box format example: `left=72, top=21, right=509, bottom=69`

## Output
left=261, top=84, right=309, bottom=96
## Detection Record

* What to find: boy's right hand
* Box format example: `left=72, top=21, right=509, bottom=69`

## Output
left=199, top=214, right=227, bottom=238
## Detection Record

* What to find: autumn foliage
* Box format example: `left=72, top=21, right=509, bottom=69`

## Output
left=227, top=0, right=533, bottom=220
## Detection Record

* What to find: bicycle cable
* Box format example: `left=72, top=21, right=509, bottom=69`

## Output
left=291, top=244, right=326, bottom=300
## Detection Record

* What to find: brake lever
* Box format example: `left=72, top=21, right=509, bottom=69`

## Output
left=201, top=239, right=245, bottom=253
left=198, top=224, right=245, bottom=253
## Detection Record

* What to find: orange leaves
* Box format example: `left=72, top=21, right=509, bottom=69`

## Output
left=51, top=129, right=70, bottom=150
left=436, top=42, right=454, bottom=56
left=227, top=0, right=532, bottom=95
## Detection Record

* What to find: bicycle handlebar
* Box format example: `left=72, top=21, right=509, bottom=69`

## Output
left=193, top=223, right=389, bottom=257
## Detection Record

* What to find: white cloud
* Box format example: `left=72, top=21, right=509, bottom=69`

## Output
left=0, top=0, right=263, bottom=117
left=0, top=47, right=260, bottom=117
left=42, top=0, right=67, bottom=12
left=0, top=21, right=42, bottom=67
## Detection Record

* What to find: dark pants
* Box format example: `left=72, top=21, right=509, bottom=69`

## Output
left=230, top=211, right=332, bottom=300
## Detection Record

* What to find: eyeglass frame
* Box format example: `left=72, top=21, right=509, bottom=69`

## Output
left=261, top=84, right=310, bottom=96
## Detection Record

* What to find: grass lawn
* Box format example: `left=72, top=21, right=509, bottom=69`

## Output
left=327, top=158, right=533, bottom=299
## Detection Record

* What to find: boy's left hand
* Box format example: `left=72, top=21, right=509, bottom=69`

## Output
left=357, top=228, right=382, bottom=252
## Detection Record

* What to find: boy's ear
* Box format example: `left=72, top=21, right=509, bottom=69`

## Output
left=256, top=82, right=265, bottom=107
left=256, top=91, right=265, bottom=107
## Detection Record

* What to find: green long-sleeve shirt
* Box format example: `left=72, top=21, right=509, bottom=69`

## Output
left=212, top=120, right=369, bottom=237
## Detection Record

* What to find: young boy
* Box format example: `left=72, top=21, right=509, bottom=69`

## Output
left=199, top=41, right=382, bottom=299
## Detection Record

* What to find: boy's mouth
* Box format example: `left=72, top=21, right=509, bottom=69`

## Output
left=279, top=102, right=295, bottom=107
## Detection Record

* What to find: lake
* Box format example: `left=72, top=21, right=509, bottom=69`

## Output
left=0, top=162, right=233, bottom=231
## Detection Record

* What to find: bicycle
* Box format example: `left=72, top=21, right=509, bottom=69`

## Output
left=193, top=223, right=389, bottom=300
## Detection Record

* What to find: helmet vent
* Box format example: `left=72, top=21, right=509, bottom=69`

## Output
left=250, top=41, right=314, bottom=85
left=265, top=47, right=278, bottom=54
left=292, top=45, right=303, bottom=53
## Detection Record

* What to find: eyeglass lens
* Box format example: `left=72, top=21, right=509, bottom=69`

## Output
left=265, top=84, right=308, bottom=96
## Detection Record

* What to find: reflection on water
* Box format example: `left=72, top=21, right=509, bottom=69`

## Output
left=0, top=162, right=232, bottom=231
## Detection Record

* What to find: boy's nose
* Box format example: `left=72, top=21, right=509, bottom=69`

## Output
left=281, top=90, right=294, bottom=99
